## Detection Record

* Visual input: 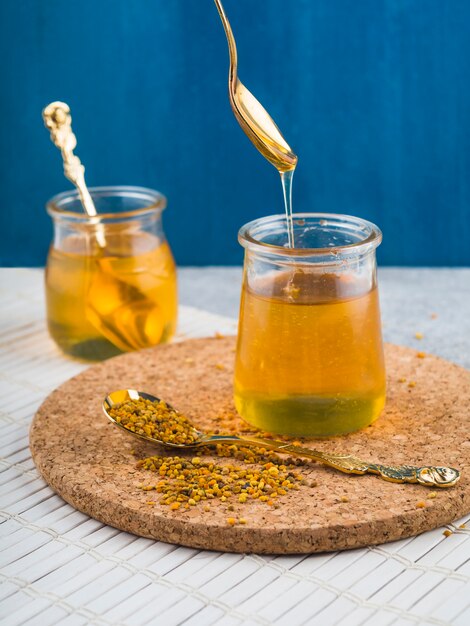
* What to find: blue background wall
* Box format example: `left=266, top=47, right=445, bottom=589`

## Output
left=1, top=0, right=469, bottom=266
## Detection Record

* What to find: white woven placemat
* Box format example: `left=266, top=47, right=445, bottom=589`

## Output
left=0, top=269, right=469, bottom=626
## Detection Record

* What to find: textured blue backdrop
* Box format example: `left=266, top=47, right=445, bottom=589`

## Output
left=1, top=0, right=469, bottom=266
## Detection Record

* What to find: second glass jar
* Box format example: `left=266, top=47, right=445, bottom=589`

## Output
left=45, top=186, right=177, bottom=361
left=234, top=213, right=386, bottom=437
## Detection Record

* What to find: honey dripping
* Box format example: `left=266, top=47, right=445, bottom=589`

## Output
left=214, top=0, right=298, bottom=246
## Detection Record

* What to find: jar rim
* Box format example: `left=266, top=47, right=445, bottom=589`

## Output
left=238, top=213, right=382, bottom=257
left=46, top=185, right=167, bottom=221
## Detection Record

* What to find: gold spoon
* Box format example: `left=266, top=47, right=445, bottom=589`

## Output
left=103, top=389, right=461, bottom=488
left=43, top=102, right=163, bottom=352
left=213, top=0, right=297, bottom=173
left=43, top=102, right=106, bottom=247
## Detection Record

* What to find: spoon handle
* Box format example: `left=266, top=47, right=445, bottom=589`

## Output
left=202, top=435, right=460, bottom=488
left=43, top=101, right=106, bottom=247
left=213, top=0, right=238, bottom=73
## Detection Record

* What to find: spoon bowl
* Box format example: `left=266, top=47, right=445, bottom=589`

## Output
left=213, top=0, right=297, bottom=173
left=102, top=389, right=461, bottom=488
left=103, top=388, right=205, bottom=448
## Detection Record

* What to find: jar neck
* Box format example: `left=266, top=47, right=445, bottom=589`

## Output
left=50, top=213, right=165, bottom=255
left=244, top=245, right=378, bottom=270
left=47, top=185, right=167, bottom=254
left=239, top=213, right=382, bottom=265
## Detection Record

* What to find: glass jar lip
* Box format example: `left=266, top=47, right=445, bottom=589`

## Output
left=238, top=212, right=382, bottom=257
left=46, top=185, right=167, bottom=221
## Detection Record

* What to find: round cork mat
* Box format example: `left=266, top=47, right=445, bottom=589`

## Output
left=30, top=337, right=470, bottom=554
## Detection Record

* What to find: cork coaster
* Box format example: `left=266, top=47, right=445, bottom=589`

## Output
left=30, top=337, right=470, bottom=554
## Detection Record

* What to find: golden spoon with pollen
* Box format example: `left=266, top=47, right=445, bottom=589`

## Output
left=103, top=389, right=461, bottom=488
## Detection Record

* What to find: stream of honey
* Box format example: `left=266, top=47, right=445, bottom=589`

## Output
left=234, top=270, right=386, bottom=436
left=46, top=233, right=177, bottom=360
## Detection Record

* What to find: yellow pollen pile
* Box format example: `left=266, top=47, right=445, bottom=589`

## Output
left=108, top=397, right=198, bottom=445
left=136, top=445, right=306, bottom=510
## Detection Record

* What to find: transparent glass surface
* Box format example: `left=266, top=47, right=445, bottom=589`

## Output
left=45, top=186, right=177, bottom=360
left=234, top=213, right=386, bottom=437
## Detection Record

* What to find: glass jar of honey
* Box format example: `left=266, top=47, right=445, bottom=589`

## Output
left=45, top=186, right=177, bottom=360
left=234, top=213, right=385, bottom=437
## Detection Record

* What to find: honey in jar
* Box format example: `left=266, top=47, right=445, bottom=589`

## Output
left=45, top=186, right=177, bottom=360
left=234, top=214, right=386, bottom=437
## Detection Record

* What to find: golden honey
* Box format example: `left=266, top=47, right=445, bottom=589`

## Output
left=46, top=233, right=177, bottom=360
left=234, top=270, right=386, bottom=436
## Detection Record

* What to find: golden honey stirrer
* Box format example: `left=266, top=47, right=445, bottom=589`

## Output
left=213, top=0, right=297, bottom=246
left=42, top=101, right=106, bottom=247
left=42, top=101, right=163, bottom=353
